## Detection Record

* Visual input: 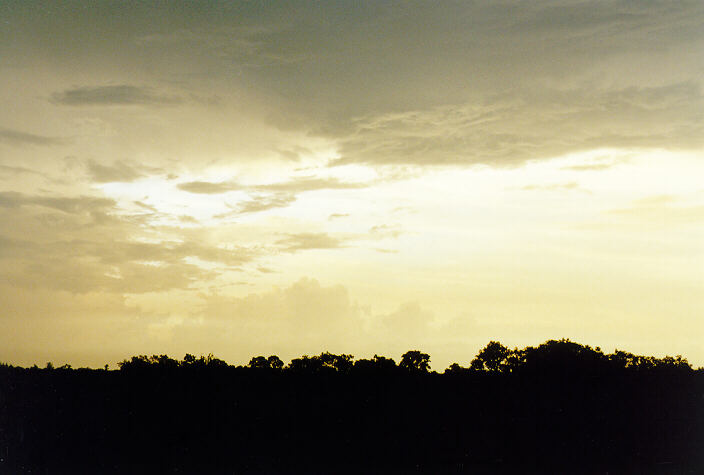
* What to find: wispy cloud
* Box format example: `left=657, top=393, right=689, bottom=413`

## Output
left=237, top=193, right=296, bottom=214
left=518, top=182, right=582, bottom=192
left=51, top=85, right=183, bottom=106
left=374, top=248, right=399, bottom=254
left=0, top=165, right=46, bottom=176
left=177, top=181, right=243, bottom=194
left=256, top=177, right=369, bottom=193
left=276, top=233, right=343, bottom=252
left=0, top=128, right=65, bottom=147
left=562, top=163, right=614, bottom=172
left=87, top=160, right=143, bottom=183
left=178, top=176, right=370, bottom=195
left=369, top=224, right=403, bottom=239
left=0, top=191, right=116, bottom=214
left=134, top=201, right=158, bottom=212
left=330, top=83, right=704, bottom=168
left=179, top=176, right=372, bottom=217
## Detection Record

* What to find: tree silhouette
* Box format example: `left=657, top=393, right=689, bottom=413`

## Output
left=353, top=354, right=397, bottom=373
left=248, top=355, right=284, bottom=370
left=399, top=350, right=430, bottom=372
left=267, top=355, right=284, bottom=370
left=470, top=341, right=511, bottom=372
left=287, top=352, right=354, bottom=373
left=318, top=351, right=354, bottom=373
left=249, top=355, right=270, bottom=369
left=520, top=339, right=605, bottom=375
left=444, top=362, right=469, bottom=374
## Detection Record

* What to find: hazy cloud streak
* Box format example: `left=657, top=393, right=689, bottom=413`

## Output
left=0, top=128, right=65, bottom=147
left=51, top=85, right=183, bottom=106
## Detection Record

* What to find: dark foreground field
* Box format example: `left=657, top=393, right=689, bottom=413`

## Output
left=1, top=340, right=703, bottom=474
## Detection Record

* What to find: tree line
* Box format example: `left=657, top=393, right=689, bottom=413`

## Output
left=1, top=339, right=702, bottom=474
left=111, top=339, right=694, bottom=375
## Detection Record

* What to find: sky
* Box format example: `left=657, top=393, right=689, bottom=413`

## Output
left=0, top=0, right=702, bottom=370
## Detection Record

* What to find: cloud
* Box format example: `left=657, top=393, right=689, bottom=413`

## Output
left=0, top=232, right=254, bottom=294
left=178, top=176, right=370, bottom=195
left=0, top=191, right=257, bottom=294
left=6, top=2, right=704, bottom=168
left=562, top=163, right=614, bottom=172
left=632, top=195, right=678, bottom=206
left=87, top=160, right=143, bottom=183
left=277, top=146, right=312, bottom=161
left=369, top=224, right=403, bottom=239
left=329, top=213, right=349, bottom=220
left=329, top=83, right=704, bottom=167
left=178, top=176, right=371, bottom=217
left=0, top=165, right=46, bottom=176
left=195, top=277, right=365, bottom=357
left=256, top=176, right=369, bottom=193
left=51, top=85, right=183, bottom=106
left=562, top=157, right=616, bottom=172
left=104, top=240, right=253, bottom=268
left=519, top=182, right=581, bottom=192
left=237, top=193, right=296, bottom=214
left=604, top=196, right=704, bottom=227
left=134, top=201, right=158, bottom=212
left=0, top=128, right=65, bottom=147
left=177, top=181, right=243, bottom=194
left=368, top=302, right=437, bottom=354
left=275, top=232, right=343, bottom=252
left=0, top=191, right=116, bottom=214
left=179, top=215, right=198, bottom=224
left=374, top=248, right=398, bottom=254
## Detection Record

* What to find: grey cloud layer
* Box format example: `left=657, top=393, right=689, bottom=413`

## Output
left=332, top=83, right=704, bottom=167
left=3, top=1, right=701, bottom=169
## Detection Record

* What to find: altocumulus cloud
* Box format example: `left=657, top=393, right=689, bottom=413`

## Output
left=331, top=83, right=704, bottom=167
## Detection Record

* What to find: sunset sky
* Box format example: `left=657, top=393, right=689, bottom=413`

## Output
left=1, top=1, right=702, bottom=369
